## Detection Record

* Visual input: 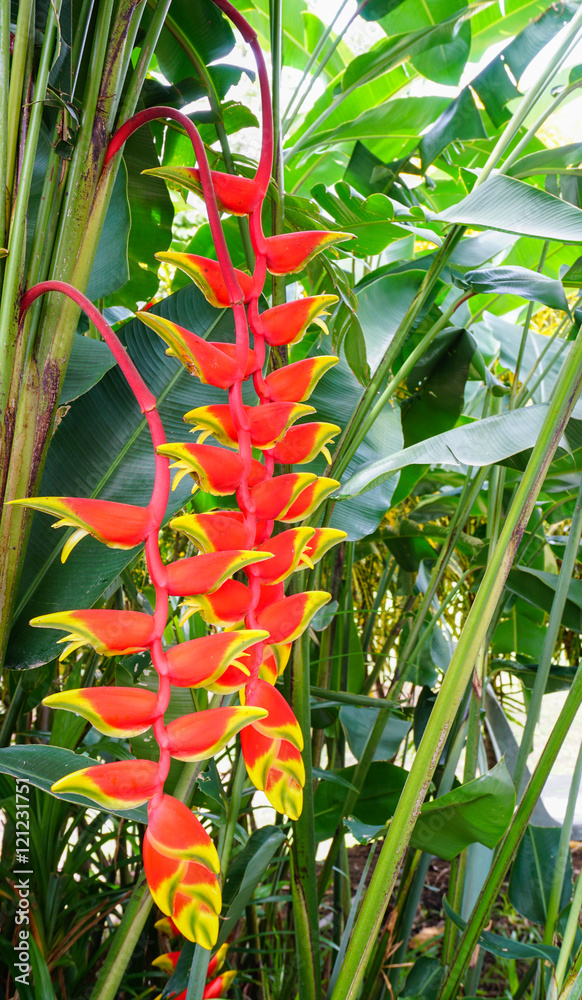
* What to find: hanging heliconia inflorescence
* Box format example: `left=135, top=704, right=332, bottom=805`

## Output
left=12, top=0, right=350, bottom=950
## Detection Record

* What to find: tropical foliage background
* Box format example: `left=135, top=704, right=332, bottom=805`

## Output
left=3, top=0, right=582, bottom=997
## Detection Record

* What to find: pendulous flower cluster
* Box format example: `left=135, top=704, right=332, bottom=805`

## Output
left=13, top=0, right=351, bottom=950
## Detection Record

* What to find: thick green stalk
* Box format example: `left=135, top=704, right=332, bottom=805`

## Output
left=513, top=476, right=582, bottom=795
left=0, top=0, right=9, bottom=256
left=0, top=0, right=153, bottom=668
left=290, top=625, right=321, bottom=1000
left=4, top=0, right=34, bottom=202
left=0, top=0, right=61, bottom=438
left=438, top=658, right=582, bottom=1000
left=329, top=324, right=582, bottom=1000
left=89, top=878, right=153, bottom=1000
left=553, top=940, right=582, bottom=999
left=269, top=0, right=286, bottom=324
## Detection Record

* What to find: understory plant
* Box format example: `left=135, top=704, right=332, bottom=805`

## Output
left=4, top=0, right=582, bottom=998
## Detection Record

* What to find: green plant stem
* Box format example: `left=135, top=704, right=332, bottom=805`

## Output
left=438, top=655, right=582, bottom=1000
left=4, top=0, right=34, bottom=202
left=513, top=476, right=582, bottom=795
left=282, top=0, right=351, bottom=131
left=0, top=0, right=62, bottom=430
left=0, top=0, right=9, bottom=258
left=89, top=877, right=153, bottom=1000
left=290, top=625, right=321, bottom=1000
left=269, top=0, right=286, bottom=321
left=544, top=736, right=582, bottom=947
left=553, top=941, right=582, bottom=1000
left=329, top=322, right=582, bottom=1000
left=361, top=557, right=395, bottom=654
left=185, top=946, right=212, bottom=1000
left=218, top=750, right=246, bottom=877
left=510, top=242, right=549, bottom=406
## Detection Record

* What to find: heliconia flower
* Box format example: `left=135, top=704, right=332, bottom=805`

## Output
left=144, top=831, right=188, bottom=913
left=240, top=725, right=280, bottom=789
left=205, top=659, right=253, bottom=694
left=258, top=643, right=292, bottom=685
left=151, top=951, right=180, bottom=974
left=259, top=295, right=338, bottom=348
left=154, top=969, right=236, bottom=1000
left=153, top=916, right=180, bottom=937
left=250, top=473, right=317, bottom=521
left=203, top=971, right=237, bottom=998
left=240, top=727, right=305, bottom=819
left=270, top=422, right=340, bottom=465
left=166, top=706, right=268, bottom=761
left=241, top=679, right=304, bottom=749
left=42, top=686, right=158, bottom=738
left=265, top=765, right=303, bottom=822
left=170, top=512, right=253, bottom=552
left=30, top=609, right=155, bottom=658
left=184, top=402, right=315, bottom=451
left=143, top=165, right=262, bottom=216
left=264, top=231, right=353, bottom=275
left=278, top=477, right=340, bottom=523
left=182, top=579, right=252, bottom=627
left=8, top=496, right=154, bottom=562
left=300, top=527, right=347, bottom=567
left=136, top=311, right=257, bottom=387
left=258, top=642, right=292, bottom=685
left=165, top=630, right=267, bottom=688
left=155, top=252, right=255, bottom=308
left=207, top=944, right=229, bottom=979
left=51, top=759, right=159, bottom=809
left=264, top=356, right=338, bottom=402
left=249, top=527, right=315, bottom=584
left=156, top=442, right=246, bottom=496
left=166, top=549, right=273, bottom=597
left=255, top=591, right=331, bottom=645
left=178, top=861, right=222, bottom=914
left=255, top=581, right=285, bottom=614
left=147, top=795, right=220, bottom=872
left=171, top=892, right=219, bottom=949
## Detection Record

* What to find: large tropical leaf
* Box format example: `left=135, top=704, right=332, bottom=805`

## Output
left=410, top=760, right=515, bottom=858
left=336, top=403, right=550, bottom=499
left=435, top=174, right=582, bottom=243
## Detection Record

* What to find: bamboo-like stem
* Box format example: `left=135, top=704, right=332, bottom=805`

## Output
left=0, top=0, right=10, bottom=260
left=329, top=322, right=582, bottom=1000
left=4, top=0, right=34, bottom=203
left=552, top=937, right=582, bottom=999
left=0, top=0, right=62, bottom=436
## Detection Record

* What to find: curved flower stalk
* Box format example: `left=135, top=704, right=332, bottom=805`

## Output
left=13, top=0, right=351, bottom=953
